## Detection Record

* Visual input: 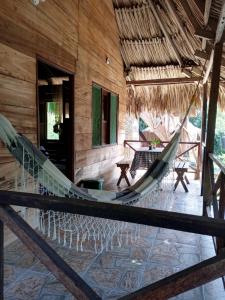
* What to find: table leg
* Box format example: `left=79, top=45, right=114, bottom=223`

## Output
left=184, top=175, right=190, bottom=184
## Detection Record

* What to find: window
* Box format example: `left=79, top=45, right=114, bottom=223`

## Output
left=92, top=84, right=118, bottom=146
left=46, top=102, right=61, bottom=140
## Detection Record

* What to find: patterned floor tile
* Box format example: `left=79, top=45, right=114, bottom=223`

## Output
left=119, top=269, right=142, bottom=291
left=143, top=263, right=179, bottom=286
left=5, top=272, right=47, bottom=300
left=86, top=267, right=122, bottom=289
left=3, top=178, right=225, bottom=299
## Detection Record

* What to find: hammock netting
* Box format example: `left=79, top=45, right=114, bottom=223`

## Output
left=0, top=113, right=179, bottom=252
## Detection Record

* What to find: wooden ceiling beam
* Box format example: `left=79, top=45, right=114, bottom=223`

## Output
left=195, top=49, right=210, bottom=60
left=126, top=77, right=201, bottom=86
left=181, top=69, right=193, bottom=78
left=202, top=0, right=212, bottom=49
left=195, top=49, right=225, bottom=67
left=203, top=0, right=225, bottom=84
left=179, top=1, right=201, bottom=32
left=182, top=66, right=203, bottom=78
left=148, top=1, right=183, bottom=66
left=166, top=0, right=195, bottom=55
left=127, top=63, right=196, bottom=69
left=195, top=28, right=215, bottom=40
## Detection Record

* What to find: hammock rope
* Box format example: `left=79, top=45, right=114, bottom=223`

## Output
left=0, top=85, right=199, bottom=252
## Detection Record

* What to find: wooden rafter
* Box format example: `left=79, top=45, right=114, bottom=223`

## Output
left=202, top=0, right=212, bottom=49
left=119, top=250, right=225, bottom=300
left=195, top=48, right=225, bottom=69
left=203, top=0, right=225, bottom=83
left=166, top=0, right=195, bottom=55
left=148, top=1, right=183, bottom=66
left=0, top=206, right=100, bottom=300
left=126, top=77, right=201, bottom=86
left=179, top=0, right=201, bottom=32
left=195, top=28, right=215, bottom=40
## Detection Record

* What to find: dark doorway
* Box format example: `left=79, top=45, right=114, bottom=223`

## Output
left=37, top=60, right=74, bottom=180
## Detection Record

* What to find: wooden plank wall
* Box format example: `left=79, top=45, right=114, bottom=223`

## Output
left=0, top=0, right=127, bottom=187
left=75, top=0, right=126, bottom=183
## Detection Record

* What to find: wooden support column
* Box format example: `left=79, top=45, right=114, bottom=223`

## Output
left=217, top=173, right=225, bottom=251
left=201, top=83, right=208, bottom=144
left=0, top=221, right=3, bottom=300
left=201, top=83, right=208, bottom=195
left=195, top=143, right=201, bottom=180
left=203, top=42, right=223, bottom=215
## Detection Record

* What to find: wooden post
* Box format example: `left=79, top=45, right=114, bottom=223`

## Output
left=217, top=173, right=225, bottom=251
left=201, top=83, right=208, bottom=195
left=0, top=220, right=3, bottom=300
left=203, top=42, right=223, bottom=215
left=195, top=143, right=201, bottom=180
left=201, top=83, right=208, bottom=145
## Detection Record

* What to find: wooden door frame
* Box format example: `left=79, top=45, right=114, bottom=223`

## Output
left=36, top=56, right=75, bottom=181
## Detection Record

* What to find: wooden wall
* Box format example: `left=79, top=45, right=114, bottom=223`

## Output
left=0, top=0, right=126, bottom=188
left=74, top=0, right=126, bottom=183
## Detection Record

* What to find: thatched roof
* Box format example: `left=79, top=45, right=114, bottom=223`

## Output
left=112, top=0, right=225, bottom=116
left=126, top=65, right=201, bottom=116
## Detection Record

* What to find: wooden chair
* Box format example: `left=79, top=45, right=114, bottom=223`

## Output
left=174, top=162, right=189, bottom=192
left=116, top=161, right=131, bottom=186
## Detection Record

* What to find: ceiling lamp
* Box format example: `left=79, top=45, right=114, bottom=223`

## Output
left=32, top=0, right=45, bottom=6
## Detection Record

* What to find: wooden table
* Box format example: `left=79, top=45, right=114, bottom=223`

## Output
left=130, top=147, right=163, bottom=178
left=174, top=162, right=189, bottom=192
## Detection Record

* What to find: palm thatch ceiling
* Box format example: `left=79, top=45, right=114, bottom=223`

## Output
left=112, top=0, right=225, bottom=116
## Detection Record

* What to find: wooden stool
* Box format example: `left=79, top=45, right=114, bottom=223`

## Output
left=116, top=161, right=131, bottom=186
left=174, top=162, right=189, bottom=192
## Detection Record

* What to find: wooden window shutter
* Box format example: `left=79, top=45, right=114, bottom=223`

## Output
left=110, top=93, right=118, bottom=144
left=92, top=85, right=102, bottom=146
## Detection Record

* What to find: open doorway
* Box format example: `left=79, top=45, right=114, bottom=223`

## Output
left=37, top=59, right=74, bottom=180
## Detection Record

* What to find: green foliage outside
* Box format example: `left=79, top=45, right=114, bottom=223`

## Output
left=189, top=109, right=225, bottom=163
left=139, top=117, right=148, bottom=132
left=189, top=112, right=201, bottom=129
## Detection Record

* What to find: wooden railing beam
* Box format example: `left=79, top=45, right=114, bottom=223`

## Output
left=209, top=153, right=225, bottom=174
left=1, top=191, right=225, bottom=238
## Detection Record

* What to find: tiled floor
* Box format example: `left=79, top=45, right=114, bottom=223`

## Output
left=3, top=174, right=225, bottom=300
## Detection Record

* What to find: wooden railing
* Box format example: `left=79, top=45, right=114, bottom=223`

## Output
left=206, top=154, right=225, bottom=249
left=124, top=140, right=201, bottom=179
left=1, top=190, right=225, bottom=299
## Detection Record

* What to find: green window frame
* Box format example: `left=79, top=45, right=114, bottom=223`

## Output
left=92, top=84, right=118, bottom=147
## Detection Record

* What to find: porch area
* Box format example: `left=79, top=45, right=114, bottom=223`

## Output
left=3, top=175, right=224, bottom=300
